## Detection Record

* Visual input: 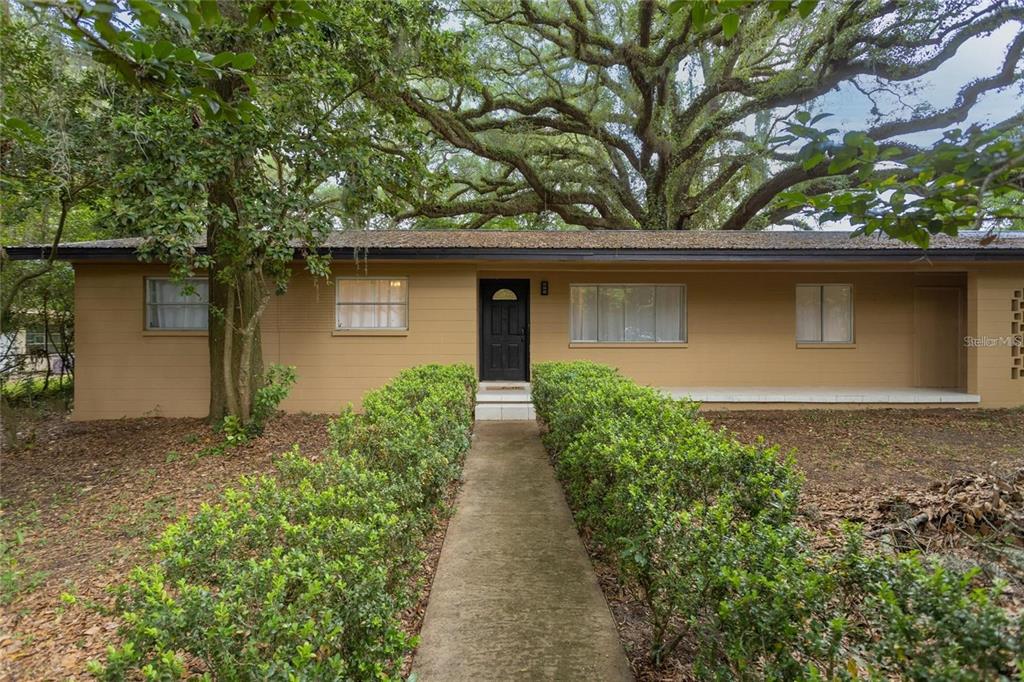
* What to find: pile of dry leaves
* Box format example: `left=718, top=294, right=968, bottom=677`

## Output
left=801, top=468, right=1024, bottom=549
left=872, top=468, right=1024, bottom=546
left=801, top=468, right=1024, bottom=623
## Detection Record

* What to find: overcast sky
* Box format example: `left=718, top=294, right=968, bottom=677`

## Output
left=820, top=22, right=1023, bottom=146
left=771, top=21, right=1023, bottom=230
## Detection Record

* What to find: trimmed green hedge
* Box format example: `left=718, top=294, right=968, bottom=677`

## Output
left=93, top=363, right=476, bottom=681
left=533, top=361, right=1022, bottom=680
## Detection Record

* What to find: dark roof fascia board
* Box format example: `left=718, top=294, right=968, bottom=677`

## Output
left=5, top=245, right=1024, bottom=263
left=320, top=246, right=1024, bottom=262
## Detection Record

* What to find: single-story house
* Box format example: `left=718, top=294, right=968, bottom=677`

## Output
left=7, top=230, right=1023, bottom=420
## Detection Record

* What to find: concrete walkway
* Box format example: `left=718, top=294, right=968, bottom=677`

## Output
left=413, top=421, right=633, bottom=681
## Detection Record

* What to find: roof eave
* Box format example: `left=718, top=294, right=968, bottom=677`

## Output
left=5, top=245, right=1023, bottom=263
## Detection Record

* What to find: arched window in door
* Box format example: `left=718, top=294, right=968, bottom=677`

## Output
left=492, top=288, right=518, bottom=301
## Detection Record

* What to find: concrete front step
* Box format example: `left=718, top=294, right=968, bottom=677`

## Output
left=477, top=390, right=532, bottom=403
left=475, top=382, right=534, bottom=420
left=475, top=402, right=535, bottom=421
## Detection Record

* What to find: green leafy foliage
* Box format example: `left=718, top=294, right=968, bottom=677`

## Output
left=780, top=120, right=1024, bottom=245
left=532, top=361, right=1022, bottom=679
left=1, top=18, right=112, bottom=333
left=395, top=1, right=1020, bottom=237
left=250, top=364, right=297, bottom=434
left=57, top=0, right=464, bottom=424
left=23, top=0, right=327, bottom=120
left=207, top=365, right=296, bottom=452
left=533, top=362, right=814, bottom=674
left=832, top=531, right=1024, bottom=681
left=1, top=376, right=73, bottom=407
left=668, top=0, right=818, bottom=39
left=0, top=520, right=47, bottom=606
left=90, top=363, right=476, bottom=680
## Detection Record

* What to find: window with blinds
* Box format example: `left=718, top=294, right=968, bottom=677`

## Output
left=570, top=284, right=686, bottom=343
left=796, top=284, right=853, bottom=343
left=145, top=278, right=209, bottom=330
left=336, top=278, right=408, bottom=330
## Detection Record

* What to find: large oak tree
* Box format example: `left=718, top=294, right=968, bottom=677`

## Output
left=397, top=0, right=1024, bottom=232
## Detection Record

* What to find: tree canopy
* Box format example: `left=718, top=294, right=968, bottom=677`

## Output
left=6, top=0, right=461, bottom=424
left=394, top=0, right=1024, bottom=234
left=1, top=16, right=112, bottom=322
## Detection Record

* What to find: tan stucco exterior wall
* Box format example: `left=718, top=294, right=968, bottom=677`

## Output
left=264, top=263, right=477, bottom=414
left=72, top=261, right=477, bottom=420
left=71, top=260, right=1021, bottom=420
left=966, top=265, right=1024, bottom=408
left=74, top=263, right=211, bottom=419
left=488, top=266, right=968, bottom=390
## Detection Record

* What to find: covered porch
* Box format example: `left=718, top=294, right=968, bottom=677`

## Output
left=664, top=386, right=980, bottom=407
left=474, top=382, right=981, bottom=420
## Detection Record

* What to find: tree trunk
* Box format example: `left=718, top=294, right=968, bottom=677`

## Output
left=1, top=196, right=70, bottom=323
left=207, top=260, right=265, bottom=425
left=202, top=14, right=264, bottom=426
left=206, top=166, right=265, bottom=425
left=41, top=297, right=52, bottom=391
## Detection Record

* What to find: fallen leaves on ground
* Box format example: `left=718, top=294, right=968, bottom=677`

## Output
left=400, top=475, right=463, bottom=679
left=0, top=411, right=331, bottom=681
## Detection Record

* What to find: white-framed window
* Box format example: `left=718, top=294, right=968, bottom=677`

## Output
left=796, top=284, right=853, bottom=343
left=25, top=328, right=59, bottom=353
left=571, top=284, right=686, bottom=343
left=145, top=277, right=209, bottom=331
left=336, top=277, right=408, bottom=330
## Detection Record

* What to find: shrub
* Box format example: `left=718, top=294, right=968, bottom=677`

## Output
left=218, top=364, right=299, bottom=445
left=251, top=364, right=298, bottom=431
left=92, top=363, right=476, bottom=681
left=533, top=362, right=812, bottom=672
left=532, top=361, right=1022, bottom=680
left=355, top=363, right=477, bottom=511
left=831, top=531, right=1022, bottom=681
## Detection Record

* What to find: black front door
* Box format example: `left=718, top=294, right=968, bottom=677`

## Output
left=480, top=279, right=529, bottom=381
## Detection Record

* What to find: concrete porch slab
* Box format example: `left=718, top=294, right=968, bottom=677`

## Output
left=664, top=386, right=981, bottom=404
left=475, top=382, right=980, bottom=418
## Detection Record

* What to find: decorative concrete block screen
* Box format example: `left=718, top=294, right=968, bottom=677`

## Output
left=1013, top=288, right=1023, bottom=380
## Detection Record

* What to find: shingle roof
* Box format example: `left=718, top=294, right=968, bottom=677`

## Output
left=6, top=229, right=1024, bottom=262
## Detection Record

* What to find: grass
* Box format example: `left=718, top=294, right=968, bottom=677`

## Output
left=2, top=376, right=73, bottom=405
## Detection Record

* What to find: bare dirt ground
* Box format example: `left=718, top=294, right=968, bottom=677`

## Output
left=596, top=407, right=1024, bottom=681
left=707, top=408, right=1023, bottom=494
left=0, top=411, right=331, bottom=680
left=711, top=408, right=1023, bottom=570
